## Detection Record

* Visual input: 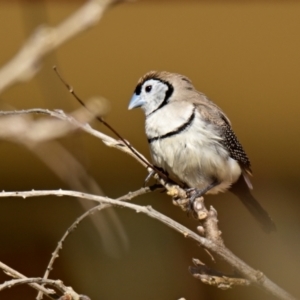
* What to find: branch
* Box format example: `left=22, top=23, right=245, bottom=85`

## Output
left=0, top=261, right=57, bottom=300
left=0, top=108, right=151, bottom=169
left=0, top=106, right=295, bottom=300
left=0, top=108, right=297, bottom=299
left=0, top=278, right=63, bottom=294
left=0, top=275, right=85, bottom=300
left=39, top=187, right=150, bottom=293
left=0, top=189, right=296, bottom=300
left=53, top=66, right=164, bottom=179
left=0, top=0, right=126, bottom=94
left=189, top=258, right=250, bottom=289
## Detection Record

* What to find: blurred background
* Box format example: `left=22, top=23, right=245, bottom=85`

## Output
left=0, top=0, right=299, bottom=299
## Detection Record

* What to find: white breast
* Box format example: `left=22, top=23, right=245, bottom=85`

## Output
left=146, top=105, right=242, bottom=194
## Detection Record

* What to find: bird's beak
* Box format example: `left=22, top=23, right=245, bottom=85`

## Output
left=128, top=94, right=145, bottom=110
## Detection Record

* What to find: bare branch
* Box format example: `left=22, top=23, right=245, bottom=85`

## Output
left=0, top=261, right=57, bottom=300
left=0, top=275, right=85, bottom=300
left=193, top=197, right=224, bottom=245
left=53, top=66, right=167, bottom=180
left=30, top=140, right=130, bottom=256
left=0, top=105, right=130, bottom=258
left=0, top=107, right=295, bottom=300
left=40, top=187, right=150, bottom=292
left=0, top=278, right=63, bottom=293
left=0, top=189, right=296, bottom=300
left=190, top=258, right=250, bottom=289
left=0, top=0, right=124, bottom=94
left=0, top=108, right=151, bottom=169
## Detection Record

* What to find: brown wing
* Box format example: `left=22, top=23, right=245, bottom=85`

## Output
left=194, top=97, right=252, bottom=173
left=220, top=120, right=252, bottom=173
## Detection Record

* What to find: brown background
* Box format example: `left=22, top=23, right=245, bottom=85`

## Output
left=0, top=1, right=300, bottom=300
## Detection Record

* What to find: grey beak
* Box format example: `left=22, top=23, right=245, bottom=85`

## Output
left=128, top=94, right=145, bottom=110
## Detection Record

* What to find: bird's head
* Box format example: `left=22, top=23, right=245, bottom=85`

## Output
left=128, top=71, right=193, bottom=116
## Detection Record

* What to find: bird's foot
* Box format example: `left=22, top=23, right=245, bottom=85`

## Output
left=185, top=188, right=204, bottom=212
left=186, top=180, right=219, bottom=212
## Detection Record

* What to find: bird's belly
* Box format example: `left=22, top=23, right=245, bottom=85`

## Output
left=149, top=132, right=242, bottom=194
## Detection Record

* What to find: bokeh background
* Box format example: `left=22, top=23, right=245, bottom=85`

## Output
left=0, top=1, right=300, bottom=299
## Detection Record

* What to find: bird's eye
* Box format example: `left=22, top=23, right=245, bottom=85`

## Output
left=145, top=85, right=152, bottom=93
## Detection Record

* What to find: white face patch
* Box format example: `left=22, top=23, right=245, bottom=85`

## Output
left=139, top=79, right=170, bottom=115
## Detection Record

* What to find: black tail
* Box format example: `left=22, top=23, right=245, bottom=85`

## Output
left=230, top=176, right=276, bottom=233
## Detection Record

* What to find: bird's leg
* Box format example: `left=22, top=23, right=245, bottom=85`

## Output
left=187, top=180, right=219, bottom=211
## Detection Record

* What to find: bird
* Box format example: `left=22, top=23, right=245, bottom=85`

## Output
left=128, top=71, right=276, bottom=233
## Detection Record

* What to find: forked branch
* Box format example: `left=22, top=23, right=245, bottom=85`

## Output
left=0, top=187, right=296, bottom=300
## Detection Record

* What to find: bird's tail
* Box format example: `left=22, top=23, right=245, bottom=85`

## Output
left=230, top=176, right=276, bottom=233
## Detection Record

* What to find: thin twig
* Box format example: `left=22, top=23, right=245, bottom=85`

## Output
left=0, top=276, right=83, bottom=300
left=0, top=261, right=57, bottom=300
left=30, top=140, right=130, bottom=257
left=190, top=258, right=250, bottom=289
left=40, top=187, right=150, bottom=289
left=0, top=278, right=64, bottom=293
left=0, top=108, right=151, bottom=169
left=53, top=66, right=169, bottom=182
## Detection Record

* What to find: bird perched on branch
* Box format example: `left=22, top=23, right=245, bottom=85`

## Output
left=128, top=71, right=276, bottom=233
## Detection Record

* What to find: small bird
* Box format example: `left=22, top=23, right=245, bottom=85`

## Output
left=128, top=71, right=276, bottom=233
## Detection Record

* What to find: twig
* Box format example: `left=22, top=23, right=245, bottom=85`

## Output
left=0, top=275, right=84, bottom=300
left=189, top=258, right=250, bottom=289
left=0, top=189, right=297, bottom=300
left=29, top=140, right=130, bottom=257
left=0, top=261, right=57, bottom=300
left=0, top=108, right=151, bottom=169
left=53, top=66, right=169, bottom=182
left=40, top=187, right=150, bottom=293
left=0, top=278, right=64, bottom=293
left=41, top=205, right=105, bottom=298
